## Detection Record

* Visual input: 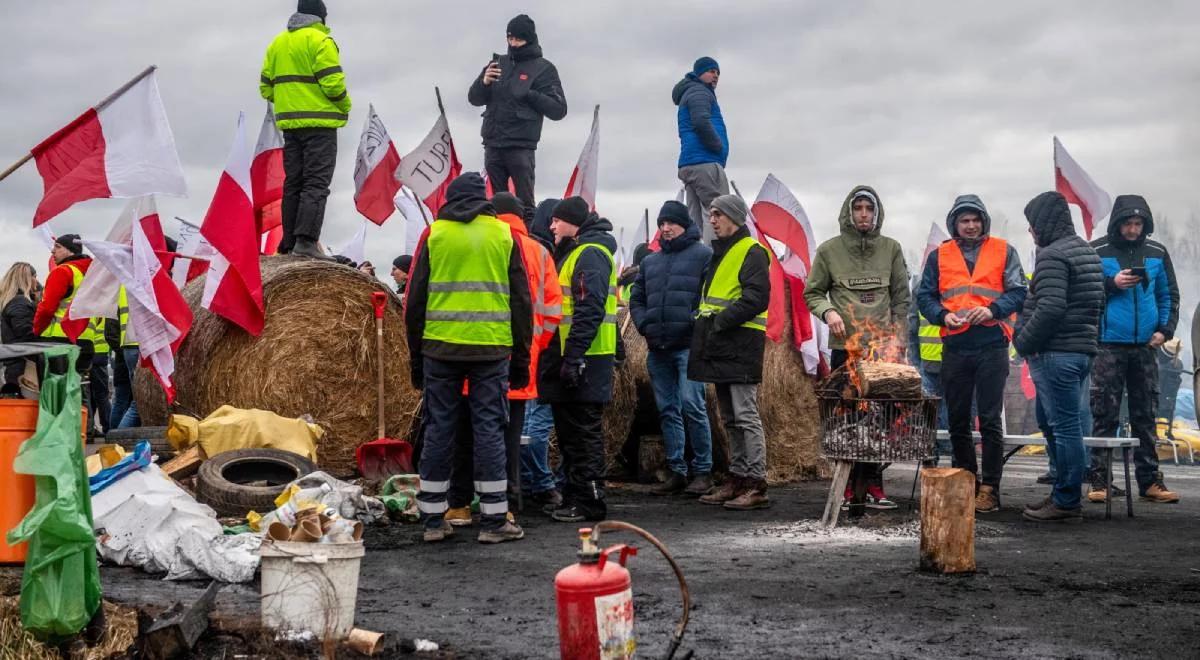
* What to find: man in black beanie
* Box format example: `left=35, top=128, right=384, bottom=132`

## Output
left=468, top=14, right=567, bottom=208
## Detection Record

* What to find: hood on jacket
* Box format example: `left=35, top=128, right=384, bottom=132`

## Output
left=837, top=185, right=885, bottom=237
left=1024, top=191, right=1075, bottom=248
left=672, top=74, right=713, bottom=106
left=1106, top=194, right=1154, bottom=245
left=288, top=13, right=325, bottom=31
left=531, top=198, right=558, bottom=248
left=945, top=194, right=992, bottom=239
left=437, top=173, right=494, bottom=222
left=660, top=220, right=702, bottom=254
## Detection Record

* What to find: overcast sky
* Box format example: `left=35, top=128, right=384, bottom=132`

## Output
left=2, top=1, right=1198, bottom=335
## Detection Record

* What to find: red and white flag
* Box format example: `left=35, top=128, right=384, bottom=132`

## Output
left=921, top=221, right=950, bottom=271
left=353, top=104, right=402, bottom=225
left=201, top=112, right=264, bottom=336
left=251, top=105, right=285, bottom=252
left=336, top=220, right=369, bottom=265
left=173, top=216, right=213, bottom=288
left=564, top=105, right=600, bottom=209
left=1053, top=136, right=1111, bottom=240
left=749, top=174, right=828, bottom=375
left=69, top=196, right=157, bottom=320
left=397, top=112, right=462, bottom=216
left=30, top=67, right=186, bottom=226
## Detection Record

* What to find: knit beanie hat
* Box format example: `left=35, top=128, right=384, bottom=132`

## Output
left=55, top=233, right=84, bottom=255
left=553, top=196, right=590, bottom=227
left=393, top=255, right=413, bottom=273
left=693, top=56, right=720, bottom=77
left=507, top=14, right=537, bottom=44
left=491, top=192, right=524, bottom=217
left=657, top=200, right=692, bottom=228
left=709, top=195, right=748, bottom=226
left=297, top=0, right=327, bottom=20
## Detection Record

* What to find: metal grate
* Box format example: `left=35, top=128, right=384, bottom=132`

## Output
left=818, top=395, right=940, bottom=462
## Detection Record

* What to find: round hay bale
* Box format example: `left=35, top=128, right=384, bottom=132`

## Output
left=135, top=257, right=420, bottom=476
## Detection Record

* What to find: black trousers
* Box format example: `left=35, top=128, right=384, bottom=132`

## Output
left=552, top=401, right=607, bottom=519
left=281, top=127, right=338, bottom=252
left=449, top=399, right=526, bottom=508
left=483, top=147, right=536, bottom=208
left=1090, top=344, right=1160, bottom=491
left=941, top=345, right=1009, bottom=489
left=89, top=353, right=111, bottom=434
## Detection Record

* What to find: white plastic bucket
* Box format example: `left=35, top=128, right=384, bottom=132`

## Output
left=259, top=539, right=365, bottom=639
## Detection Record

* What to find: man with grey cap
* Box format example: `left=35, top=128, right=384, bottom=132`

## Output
left=688, top=194, right=772, bottom=510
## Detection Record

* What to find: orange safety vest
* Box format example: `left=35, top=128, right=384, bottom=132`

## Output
left=936, top=236, right=1015, bottom=340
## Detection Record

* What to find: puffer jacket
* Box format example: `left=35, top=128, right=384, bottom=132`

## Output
left=629, top=222, right=712, bottom=351
left=468, top=42, right=567, bottom=150
left=803, top=185, right=910, bottom=351
left=1014, top=192, right=1104, bottom=357
left=1091, top=194, right=1179, bottom=344
left=672, top=74, right=729, bottom=168
left=260, top=14, right=351, bottom=130
left=687, top=225, right=770, bottom=384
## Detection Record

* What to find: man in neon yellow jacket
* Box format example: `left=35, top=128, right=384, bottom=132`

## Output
left=260, top=0, right=350, bottom=259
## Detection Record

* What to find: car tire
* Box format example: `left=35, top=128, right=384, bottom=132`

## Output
left=195, top=448, right=316, bottom=518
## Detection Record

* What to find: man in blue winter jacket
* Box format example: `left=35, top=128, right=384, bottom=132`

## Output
left=630, top=200, right=714, bottom=496
left=1087, top=195, right=1181, bottom=504
left=673, top=57, right=730, bottom=239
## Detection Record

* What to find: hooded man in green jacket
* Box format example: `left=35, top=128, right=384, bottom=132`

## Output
left=260, top=0, right=350, bottom=259
left=804, top=185, right=911, bottom=511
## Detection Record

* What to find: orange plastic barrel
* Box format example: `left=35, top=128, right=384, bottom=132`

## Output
left=0, top=399, right=86, bottom=564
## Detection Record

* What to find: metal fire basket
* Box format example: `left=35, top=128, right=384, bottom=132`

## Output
left=818, top=394, right=940, bottom=462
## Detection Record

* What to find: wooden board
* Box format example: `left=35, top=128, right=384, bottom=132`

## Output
left=855, top=361, right=922, bottom=399
left=161, top=446, right=205, bottom=480
left=919, top=467, right=975, bottom=574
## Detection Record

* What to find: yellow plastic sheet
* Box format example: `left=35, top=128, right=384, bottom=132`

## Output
left=166, top=405, right=322, bottom=462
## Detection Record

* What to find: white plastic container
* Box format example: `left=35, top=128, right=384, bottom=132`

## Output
left=259, top=539, right=365, bottom=639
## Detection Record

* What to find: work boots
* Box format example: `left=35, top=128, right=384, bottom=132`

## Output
left=423, top=520, right=456, bottom=543
left=724, top=480, right=770, bottom=511
left=684, top=474, right=713, bottom=497
left=1141, top=475, right=1180, bottom=503
left=699, top=477, right=742, bottom=505
left=975, top=484, right=1000, bottom=513
left=292, top=237, right=332, bottom=260
left=651, top=472, right=687, bottom=496
left=478, top=520, right=525, bottom=544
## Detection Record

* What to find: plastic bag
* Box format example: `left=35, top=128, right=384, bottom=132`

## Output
left=5, top=345, right=102, bottom=641
left=88, top=440, right=151, bottom=495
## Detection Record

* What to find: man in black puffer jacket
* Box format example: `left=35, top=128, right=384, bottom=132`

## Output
left=630, top=200, right=714, bottom=496
left=1015, top=191, right=1104, bottom=524
left=467, top=14, right=567, bottom=207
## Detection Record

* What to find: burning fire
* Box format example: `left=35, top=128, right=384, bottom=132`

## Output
left=842, top=309, right=906, bottom=398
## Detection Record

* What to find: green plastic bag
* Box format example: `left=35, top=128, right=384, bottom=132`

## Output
left=5, top=345, right=101, bottom=641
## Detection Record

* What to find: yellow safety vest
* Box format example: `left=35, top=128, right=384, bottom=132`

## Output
left=85, top=318, right=109, bottom=354
left=260, top=20, right=351, bottom=130
left=918, top=317, right=942, bottom=363
left=39, top=264, right=84, bottom=339
left=559, top=243, right=618, bottom=356
left=422, top=216, right=514, bottom=347
left=698, top=236, right=769, bottom=331
left=117, top=286, right=138, bottom=348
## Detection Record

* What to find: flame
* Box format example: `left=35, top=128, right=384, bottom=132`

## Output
left=842, top=307, right=906, bottom=398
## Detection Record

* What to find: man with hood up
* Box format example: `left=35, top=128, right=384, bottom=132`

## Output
left=468, top=15, right=568, bottom=207
left=673, top=57, right=730, bottom=237
left=260, top=0, right=351, bottom=259
left=1087, top=195, right=1180, bottom=504
left=1015, top=192, right=1104, bottom=523
left=804, top=186, right=910, bottom=510
left=405, top=173, right=533, bottom=544
left=917, top=195, right=1027, bottom=513
left=538, top=197, right=619, bottom=522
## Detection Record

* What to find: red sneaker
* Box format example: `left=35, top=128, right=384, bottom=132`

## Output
left=866, top=485, right=898, bottom=510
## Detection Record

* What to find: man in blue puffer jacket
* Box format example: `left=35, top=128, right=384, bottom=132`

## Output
left=630, top=200, right=714, bottom=496
left=1088, top=194, right=1181, bottom=504
left=673, top=57, right=730, bottom=238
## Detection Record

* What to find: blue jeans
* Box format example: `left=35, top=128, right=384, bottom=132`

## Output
left=1046, top=374, right=1092, bottom=479
left=646, top=348, right=712, bottom=477
left=520, top=400, right=557, bottom=493
left=1029, top=352, right=1092, bottom=509
left=111, top=347, right=141, bottom=429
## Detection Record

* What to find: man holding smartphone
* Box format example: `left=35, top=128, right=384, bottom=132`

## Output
left=468, top=14, right=568, bottom=208
left=1088, top=195, right=1181, bottom=504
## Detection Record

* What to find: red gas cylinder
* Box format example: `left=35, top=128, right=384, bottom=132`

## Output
left=555, top=527, right=638, bottom=660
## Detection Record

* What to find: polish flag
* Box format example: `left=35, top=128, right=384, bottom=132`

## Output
left=173, top=216, right=213, bottom=288
left=336, top=220, right=369, bottom=265
left=1053, top=136, right=1111, bottom=240
left=353, top=104, right=402, bottom=225
left=201, top=113, right=264, bottom=336
left=30, top=67, right=186, bottom=227
left=251, top=105, right=285, bottom=250
left=397, top=112, right=462, bottom=216
left=69, top=196, right=160, bottom=320
left=564, top=105, right=600, bottom=210
left=921, top=221, right=950, bottom=271
left=749, top=174, right=828, bottom=375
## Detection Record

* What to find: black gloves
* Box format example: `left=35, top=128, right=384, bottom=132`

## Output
left=509, top=362, right=530, bottom=391
left=560, top=359, right=585, bottom=389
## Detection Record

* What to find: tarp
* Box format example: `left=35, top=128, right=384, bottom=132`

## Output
left=167, top=405, right=322, bottom=461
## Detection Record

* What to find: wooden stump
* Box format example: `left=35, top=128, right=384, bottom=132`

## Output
left=855, top=362, right=922, bottom=399
left=919, top=467, right=976, bottom=574
left=820, top=460, right=854, bottom=528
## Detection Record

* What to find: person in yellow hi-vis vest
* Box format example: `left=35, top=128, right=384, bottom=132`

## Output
left=687, top=195, right=772, bottom=511
left=260, top=0, right=350, bottom=258
left=405, top=173, right=533, bottom=545
left=538, top=196, right=620, bottom=523
left=33, top=234, right=95, bottom=416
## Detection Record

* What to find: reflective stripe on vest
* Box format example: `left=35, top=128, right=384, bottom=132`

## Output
left=918, top=318, right=943, bottom=362
left=39, top=264, right=84, bottom=339
left=697, top=236, right=769, bottom=331
left=559, top=243, right=618, bottom=356
left=422, top=216, right=514, bottom=347
left=936, top=237, right=1015, bottom=341
left=118, top=286, right=138, bottom=348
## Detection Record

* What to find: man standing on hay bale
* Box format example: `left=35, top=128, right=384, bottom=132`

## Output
left=688, top=195, right=772, bottom=510
left=630, top=200, right=714, bottom=496
left=673, top=57, right=730, bottom=237
left=539, top=196, right=619, bottom=522
left=804, top=186, right=910, bottom=511
left=916, top=195, right=1027, bottom=513
left=405, top=173, right=533, bottom=544
left=260, top=0, right=351, bottom=258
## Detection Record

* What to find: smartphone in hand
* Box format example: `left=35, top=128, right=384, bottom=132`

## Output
left=1128, top=266, right=1147, bottom=280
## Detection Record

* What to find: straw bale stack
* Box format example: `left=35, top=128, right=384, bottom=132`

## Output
left=135, top=257, right=420, bottom=475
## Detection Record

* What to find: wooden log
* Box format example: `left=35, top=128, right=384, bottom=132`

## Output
left=919, top=467, right=976, bottom=574
left=855, top=361, right=922, bottom=399
left=161, top=446, right=205, bottom=480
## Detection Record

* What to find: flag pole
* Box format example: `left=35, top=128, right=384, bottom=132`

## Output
left=0, top=65, right=158, bottom=183
left=643, top=208, right=649, bottom=243
left=405, top=187, right=432, bottom=227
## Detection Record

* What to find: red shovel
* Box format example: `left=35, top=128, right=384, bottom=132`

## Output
left=356, top=291, right=414, bottom=480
